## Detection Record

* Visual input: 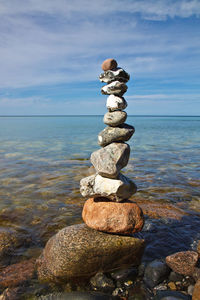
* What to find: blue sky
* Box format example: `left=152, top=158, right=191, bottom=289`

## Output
left=0, top=0, right=200, bottom=115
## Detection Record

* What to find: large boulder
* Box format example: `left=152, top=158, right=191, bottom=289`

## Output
left=192, top=279, right=200, bottom=300
left=80, top=173, right=137, bottom=202
left=82, top=198, right=144, bottom=234
left=98, top=124, right=135, bottom=147
left=90, top=143, right=130, bottom=179
left=37, top=224, right=145, bottom=283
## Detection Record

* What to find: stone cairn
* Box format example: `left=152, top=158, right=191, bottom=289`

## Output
left=80, top=58, right=144, bottom=235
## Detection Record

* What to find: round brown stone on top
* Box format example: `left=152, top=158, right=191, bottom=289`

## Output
left=101, top=58, right=118, bottom=71
left=166, top=251, right=198, bottom=276
left=82, top=197, right=144, bottom=234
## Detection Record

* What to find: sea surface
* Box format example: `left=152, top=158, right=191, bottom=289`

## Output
left=0, top=115, right=199, bottom=296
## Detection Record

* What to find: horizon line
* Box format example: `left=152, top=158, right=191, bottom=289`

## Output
left=0, top=114, right=200, bottom=117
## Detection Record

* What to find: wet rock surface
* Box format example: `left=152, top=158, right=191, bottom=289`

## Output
left=103, top=111, right=127, bottom=126
left=98, top=124, right=135, bottom=147
left=80, top=173, right=137, bottom=202
left=36, top=224, right=145, bottom=283
left=90, top=142, right=130, bottom=179
left=82, top=198, right=144, bottom=234
left=166, top=251, right=198, bottom=276
left=192, top=279, right=200, bottom=300
left=144, top=259, right=170, bottom=288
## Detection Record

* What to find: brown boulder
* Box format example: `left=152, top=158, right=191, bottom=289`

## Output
left=192, top=279, right=200, bottom=300
left=0, top=258, right=35, bottom=288
left=197, top=240, right=200, bottom=257
left=37, top=224, right=145, bottom=283
left=166, top=251, right=198, bottom=276
left=101, top=58, right=118, bottom=71
left=82, top=198, right=144, bottom=234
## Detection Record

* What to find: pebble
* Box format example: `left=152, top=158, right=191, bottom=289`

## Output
left=99, top=68, right=130, bottom=84
left=90, top=272, right=115, bottom=293
left=90, top=142, right=130, bottom=178
left=101, top=58, right=118, bottom=71
left=80, top=173, right=137, bottom=202
left=168, top=282, right=177, bottom=290
left=103, top=111, right=127, bottom=126
left=98, top=124, right=135, bottom=147
left=101, top=81, right=128, bottom=96
left=166, top=251, right=198, bottom=276
left=106, top=95, right=127, bottom=111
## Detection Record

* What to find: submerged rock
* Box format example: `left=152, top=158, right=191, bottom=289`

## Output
left=104, top=111, right=127, bottom=126
left=98, top=124, right=135, bottom=147
left=99, top=68, right=130, bottom=84
left=166, top=251, right=198, bottom=276
left=90, top=142, right=130, bottom=179
left=80, top=173, right=137, bottom=202
left=144, top=259, right=170, bottom=288
left=154, top=290, right=191, bottom=299
left=37, top=224, right=145, bottom=283
left=90, top=272, right=115, bottom=293
left=38, top=291, right=116, bottom=299
left=101, top=58, right=118, bottom=71
left=101, top=81, right=127, bottom=96
left=82, top=198, right=144, bottom=234
left=106, top=95, right=127, bottom=112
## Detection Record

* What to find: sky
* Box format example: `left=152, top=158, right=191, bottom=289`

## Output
left=0, top=0, right=200, bottom=115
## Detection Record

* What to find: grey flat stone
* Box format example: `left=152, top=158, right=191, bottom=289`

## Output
left=104, top=111, right=127, bottom=126
left=37, top=224, right=145, bottom=283
left=101, top=81, right=127, bottom=96
left=98, top=124, right=135, bottom=147
left=90, top=143, right=130, bottom=178
left=99, top=68, right=130, bottom=84
left=80, top=173, right=137, bottom=202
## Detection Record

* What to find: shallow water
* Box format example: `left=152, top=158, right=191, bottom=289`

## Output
left=0, top=116, right=199, bottom=297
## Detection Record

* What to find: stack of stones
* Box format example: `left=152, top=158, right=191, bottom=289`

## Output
left=80, top=58, right=144, bottom=235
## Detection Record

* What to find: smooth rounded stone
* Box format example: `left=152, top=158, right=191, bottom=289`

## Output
left=101, top=81, right=127, bottom=96
left=38, top=291, right=116, bottom=300
left=144, top=259, right=171, bottom=288
left=104, top=111, right=127, bottom=127
left=99, top=68, right=130, bottom=84
left=82, top=198, right=144, bottom=234
left=169, top=271, right=185, bottom=282
left=80, top=173, right=137, bottom=202
left=153, top=290, right=191, bottom=300
left=166, top=251, right=198, bottom=276
left=106, top=95, right=127, bottom=112
left=37, top=224, right=145, bottom=283
left=98, top=124, right=135, bottom=147
left=197, top=240, right=200, bottom=257
left=192, top=279, right=200, bottom=300
left=90, top=142, right=130, bottom=179
left=90, top=272, right=115, bottom=293
left=193, top=267, right=200, bottom=282
left=101, top=58, right=118, bottom=71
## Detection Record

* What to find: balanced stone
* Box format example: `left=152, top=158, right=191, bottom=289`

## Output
left=99, top=68, right=130, bottom=84
left=80, top=173, right=137, bottom=202
left=106, top=95, right=127, bottom=112
left=82, top=198, right=144, bottom=234
left=101, top=81, right=127, bottom=96
left=101, top=58, right=118, bottom=71
left=98, top=124, right=135, bottom=147
left=90, top=142, right=130, bottom=179
left=37, top=224, right=145, bottom=283
left=104, top=111, right=127, bottom=126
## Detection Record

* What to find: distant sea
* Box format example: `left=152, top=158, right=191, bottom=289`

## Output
left=0, top=115, right=199, bottom=271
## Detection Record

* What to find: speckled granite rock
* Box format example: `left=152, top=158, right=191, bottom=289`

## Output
left=80, top=173, right=137, bottom=202
left=101, top=58, right=118, bottom=71
left=98, top=124, right=135, bottom=147
left=99, top=68, right=130, bottom=84
left=192, top=279, right=200, bottom=300
left=101, top=81, right=127, bottom=96
left=166, top=251, right=198, bottom=276
left=36, top=224, right=145, bottom=283
left=90, top=142, right=130, bottom=179
left=104, top=111, right=127, bottom=126
left=82, top=198, right=144, bottom=234
left=106, top=95, right=127, bottom=112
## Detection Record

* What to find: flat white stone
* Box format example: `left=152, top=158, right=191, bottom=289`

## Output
left=106, top=95, right=127, bottom=112
left=101, top=81, right=127, bottom=96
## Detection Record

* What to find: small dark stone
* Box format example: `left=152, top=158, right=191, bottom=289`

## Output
left=90, top=273, right=115, bottom=293
left=144, top=259, right=170, bottom=288
left=110, top=267, right=138, bottom=283
left=169, top=271, right=185, bottom=282
left=153, top=290, right=192, bottom=300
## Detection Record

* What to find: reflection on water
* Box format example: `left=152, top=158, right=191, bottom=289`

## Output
left=0, top=116, right=199, bottom=296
